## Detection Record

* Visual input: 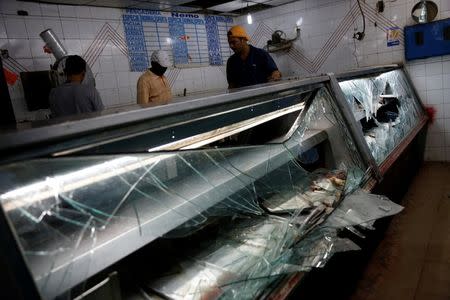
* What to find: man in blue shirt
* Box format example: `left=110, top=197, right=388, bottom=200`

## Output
left=226, top=25, right=281, bottom=89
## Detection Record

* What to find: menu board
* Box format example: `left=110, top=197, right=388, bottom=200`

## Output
left=123, top=9, right=233, bottom=71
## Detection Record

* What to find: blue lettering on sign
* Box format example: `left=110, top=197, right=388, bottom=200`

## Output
left=123, top=29, right=144, bottom=36
left=125, top=35, right=145, bottom=41
left=123, top=21, right=142, bottom=26
left=171, top=12, right=199, bottom=18
left=211, top=15, right=233, bottom=23
left=123, top=10, right=231, bottom=68
left=180, top=18, right=204, bottom=25
left=128, top=46, right=146, bottom=52
left=205, top=16, right=223, bottom=65
left=131, top=56, right=147, bottom=62
left=126, top=8, right=161, bottom=15
left=123, top=15, right=140, bottom=22
left=169, top=22, right=189, bottom=65
left=130, top=54, right=149, bottom=72
left=168, top=17, right=184, bottom=25
left=123, top=14, right=149, bottom=71
left=141, top=15, right=167, bottom=23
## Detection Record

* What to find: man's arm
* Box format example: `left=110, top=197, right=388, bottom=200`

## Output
left=137, top=77, right=150, bottom=104
left=263, top=51, right=282, bottom=82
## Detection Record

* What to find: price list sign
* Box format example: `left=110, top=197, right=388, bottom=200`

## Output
left=123, top=9, right=233, bottom=71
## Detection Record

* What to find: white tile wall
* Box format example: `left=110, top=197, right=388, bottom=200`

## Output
left=78, top=21, right=95, bottom=39
left=1, top=0, right=229, bottom=122
left=426, top=74, right=443, bottom=91
left=5, top=17, right=28, bottom=38
left=75, top=6, right=92, bottom=19
left=24, top=18, right=45, bottom=38
left=42, top=18, right=63, bottom=35
left=6, top=38, right=31, bottom=58
left=63, top=39, right=82, bottom=55
left=33, top=57, right=52, bottom=70
left=23, top=2, right=42, bottom=16
left=1, top=0, right=449, bottom=160
left=236, top=0, right=450, bottom=161
left=116, top=71, right=130, bottom=88
left=40, top=4, right=59, bottom=17
left=57, top=5, right=75, bottom=18
left=61, top=20, right=80, bottom=39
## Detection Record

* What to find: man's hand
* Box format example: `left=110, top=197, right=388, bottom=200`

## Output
left=267, top=70, right=282, bottom=82
left=43, top=44, right=53, bottom=54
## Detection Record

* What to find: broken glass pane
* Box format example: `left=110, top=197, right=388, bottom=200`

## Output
left=144, top=188, right=401, bottom=300
left=0, top=85, right=372, bottom=299
left=339, top=69, right=424, bottom=164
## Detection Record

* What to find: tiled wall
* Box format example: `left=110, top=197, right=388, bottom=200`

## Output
left=2, top=0, right=450, bottom=161
left=0, top=0, right=228, bottom=122
left=237, top=0, right=450, bottom=161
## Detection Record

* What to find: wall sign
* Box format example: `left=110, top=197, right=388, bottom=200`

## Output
left=123, top=9, right=233, bottom=71
left=387, top=27, right=401, bottom=47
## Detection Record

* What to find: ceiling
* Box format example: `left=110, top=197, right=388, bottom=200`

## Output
left=22, top=0, right=296, bottom=15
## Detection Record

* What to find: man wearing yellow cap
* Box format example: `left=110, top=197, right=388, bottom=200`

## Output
left=226, top=25, right=281, bottom=89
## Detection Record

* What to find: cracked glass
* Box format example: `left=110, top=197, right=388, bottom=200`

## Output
left=339, top=69, right=424, bottom=165
left=0, top=85, right=399, bottom=299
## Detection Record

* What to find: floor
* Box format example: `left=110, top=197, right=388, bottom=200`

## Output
left=350, top=162, right=450, bottom=300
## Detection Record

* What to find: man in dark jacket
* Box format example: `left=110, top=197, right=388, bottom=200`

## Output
left=226, top=25, right=281, bottom=89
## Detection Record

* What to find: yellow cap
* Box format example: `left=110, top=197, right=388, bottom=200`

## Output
left=227, top=25, right=250, bottom=41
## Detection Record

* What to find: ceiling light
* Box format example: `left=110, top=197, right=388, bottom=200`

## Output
left=247, top=13, right=253, bottom=24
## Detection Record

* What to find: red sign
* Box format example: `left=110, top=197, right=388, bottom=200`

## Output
left=3, top=68, right=18, bottom=85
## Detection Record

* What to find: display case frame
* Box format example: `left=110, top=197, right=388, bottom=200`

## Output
left=0, top=67, right=427, bottom=300
left=332, top=64, right=428, bottom=176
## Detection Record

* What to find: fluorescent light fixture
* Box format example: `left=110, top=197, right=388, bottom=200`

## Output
left=247, top=13, right=253, bottom=24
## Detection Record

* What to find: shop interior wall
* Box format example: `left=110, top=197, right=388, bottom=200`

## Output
left=0, top=0, right=229, bottom=122
left=1, top=0, right=450, bottom=161
left=236, top=0, right=450, bottom=161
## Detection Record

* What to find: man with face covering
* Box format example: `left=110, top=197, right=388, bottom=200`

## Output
left=137, top=50, right=172, bottom=106
left=226, top=25, right=281, bottom=89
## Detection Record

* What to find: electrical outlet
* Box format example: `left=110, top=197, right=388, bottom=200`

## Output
left=353, top=32, right=365, bottom=40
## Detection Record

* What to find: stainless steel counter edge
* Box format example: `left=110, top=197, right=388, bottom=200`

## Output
left=0, top=76, right=328, bottom=152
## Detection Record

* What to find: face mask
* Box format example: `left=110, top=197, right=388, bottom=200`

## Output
left=151, top=61, right=167, bottom=76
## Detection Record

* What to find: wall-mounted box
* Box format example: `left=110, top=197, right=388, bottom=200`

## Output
left=405, top=18, right=450, bottom=61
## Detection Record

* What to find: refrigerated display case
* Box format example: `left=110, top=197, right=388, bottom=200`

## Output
left=280, top=66, right=429, bottom=300
left=0, top=71, right=422, bottom=300
left=335, top=65, right=427, bottom=175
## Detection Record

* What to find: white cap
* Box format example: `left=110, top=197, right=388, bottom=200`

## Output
left=151, top=50, right=171, bottom=67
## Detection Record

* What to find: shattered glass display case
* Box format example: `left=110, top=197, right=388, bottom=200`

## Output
left=335, top=65, right=427, bottom=175
left=0, top=72, right=421, bottom=300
